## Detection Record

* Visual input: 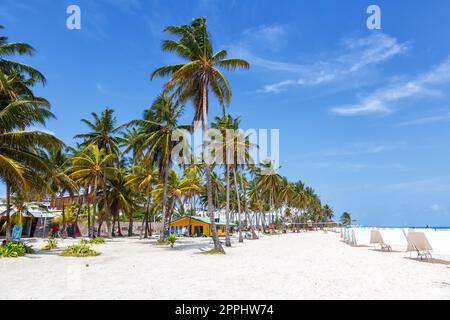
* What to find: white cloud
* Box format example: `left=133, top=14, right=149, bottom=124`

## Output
left=96, top=83, right=108, bottom=94
left=242, top=25, right=287, bottom=50
left=397, top=111, right=450, bottom=126
left=331, top=56, right=450, bottom=116
left=430, top=204, right=441, bottom=212
left=245, top=33, right=409, bottom=93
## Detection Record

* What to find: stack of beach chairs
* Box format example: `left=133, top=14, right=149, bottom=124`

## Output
left=337, top=226, right=450, bottom=261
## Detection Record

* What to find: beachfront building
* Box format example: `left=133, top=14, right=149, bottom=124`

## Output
left=168, top=216, right=235, bottom=237
left=0, top=202, right=61, bottom=238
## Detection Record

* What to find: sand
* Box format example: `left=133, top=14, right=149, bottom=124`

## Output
left=1, top=232, right=449, bottom=300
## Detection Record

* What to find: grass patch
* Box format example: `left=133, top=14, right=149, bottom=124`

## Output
left=155, top=240, right=170, bottom=246
left=0, top=241, right=34, bottom=258
left=58, top=243, right=100, bottom=257
left=197, top=249, right=226, bottom=255
left=80, top=237, right=106, bottom=245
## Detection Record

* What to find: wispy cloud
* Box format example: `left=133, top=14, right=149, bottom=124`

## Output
left=293, top=142, right=404, bottom=159
left=234, top=32, right=409, bottom=93
left=397, top=111, right=450, bottom=126
left=96, top=83, right=108, bottom=94
left=242, top=25, right=288, bottom=51
left=331, top=56, right=450, bottom=116
left=385, top=177, right=450, bottom=193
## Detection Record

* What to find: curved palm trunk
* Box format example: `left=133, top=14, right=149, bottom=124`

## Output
left=112, top=211, right=117, bottom=237
left=159, top=167, right=169, bottom=242
left=61, top=193, right=67, bottom=239
left=103, top=172, right=112, bottom=238
left=128, top=214, right=134, bottom=237
left=141, top=195, right=151, bottom=239
left=239, top=170, right=257, bottom=239
left=224, top=165, right=231, bottom=247
left=5, top=182, right=11, bottom=242
left=202, top=85, right=224, bottom=253
left=86, top=185, right=92, bottom=237
left=92, top=175, right=98, bottom=238
left=233, top=167, right=243, bottom=243
left=117, top=215, right=123, bottom=236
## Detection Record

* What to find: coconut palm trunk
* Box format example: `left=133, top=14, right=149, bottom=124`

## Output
left=224, top=165, right=231, bottom=246
left=92, top=175, right=98, bottom=237
left=202, top=86, right=224, bottom=253
left=239, top=171, right=257, bottom=239
left=159, top=166, right=169, bottom=242
left=86, top=185, right=92, bottom=237
left=141, top=195, right=151, bottom=239
left=61, top=193, right=66, bottom=238
left=128, top=213, right=134, bottom=237
left=233, top=167, right=243, bottom=243
left=103, top=171, right=112, bottom=238
left=5, top=182, right=11, bottom=242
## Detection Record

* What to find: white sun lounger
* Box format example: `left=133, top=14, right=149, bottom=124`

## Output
left=370, top=229, right=408, bottom=251
left=421, top=230, right=450, bottom=256
left=351, top=228, right=372, bottom=246
left=406, top=231, right=433, bottom=261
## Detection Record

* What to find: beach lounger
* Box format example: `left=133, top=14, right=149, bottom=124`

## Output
left=350, top=228, right=372, bottom=246
left=420, top=230, right=450, bottom=256
left=370, top=229, right=408, bottom=251
left=406, top=231, right=433, bottom=261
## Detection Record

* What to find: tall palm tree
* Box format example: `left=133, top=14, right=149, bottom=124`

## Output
left=211, top=115, right=237, bottom=246
left=340, top=212, right=352, bottom=226
left=103, top=167, right=136, bottom=237
left=75, top=108, right=122, bottom=237
left=68, top=145, right=118, bottom=238
left=256, top=160, right=282, bottom=229
left=125, top=162, right=159, bottom=238
left=128, top=94, right=190, bottom=242
left=0, top=26, right=62, bottom=241
left=152, top=169, right=190, bottom=232
left=39, top=147, right=77, bottom=238
left=181, top=164, right=204, bottom=236
left=151, top=17, right=250, bottom=253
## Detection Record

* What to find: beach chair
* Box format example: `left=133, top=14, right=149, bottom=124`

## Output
left=371, top=229, right=408, bottom=251
left=406, top=231, right=433, bottom=261
left=351, top=228, right=371, bottom=246
left=370, top=229, right=390, bottom=250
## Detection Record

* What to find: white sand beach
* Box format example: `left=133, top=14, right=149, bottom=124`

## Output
left=1, top=232, right=449, bottom=300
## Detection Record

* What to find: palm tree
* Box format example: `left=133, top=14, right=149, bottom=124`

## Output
left=151, top=17, right=250, bottom=253
left=181, top=164, right=204, bottom=236
left=125, top=162, right=159, bottom=238
left=152, top=169, right=190, bottom=232
left=256, top=160, right=282, bottom=230
left=68, top=145, right=118, bottom=238
left=75, top=108, right=122, bottom=155
left=0, top=26, right=63, bottom=241
left=75, top=108, right=122, bottom=237
left=127, top=94, right=190, bottom=242
left=39, top=147, right=77, bottom=238
left=340, top=212, right=352, bottom=226
left=104, top=166, right=136, bottom=237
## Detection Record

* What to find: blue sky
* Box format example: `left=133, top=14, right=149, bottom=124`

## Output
left=1, top=0, right=450, bottom=226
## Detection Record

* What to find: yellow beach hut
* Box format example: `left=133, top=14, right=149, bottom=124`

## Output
left=168, top=216, right=234, bottom=237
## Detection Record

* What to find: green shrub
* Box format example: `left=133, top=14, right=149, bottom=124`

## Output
left=167, top=234, right=177, bottom=248
left=40, top=238, right=58, bottom=251
left=155, top=240, right=168, bottom=246
left=58, top=243, right=100, bottom=257
left=0, top=241, right=34, bottom=258
left=79, top=238, right=90, bottom=245
left=89, top=237, right=105, bottom=245
left=80, top=237, right=106, bottom=245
